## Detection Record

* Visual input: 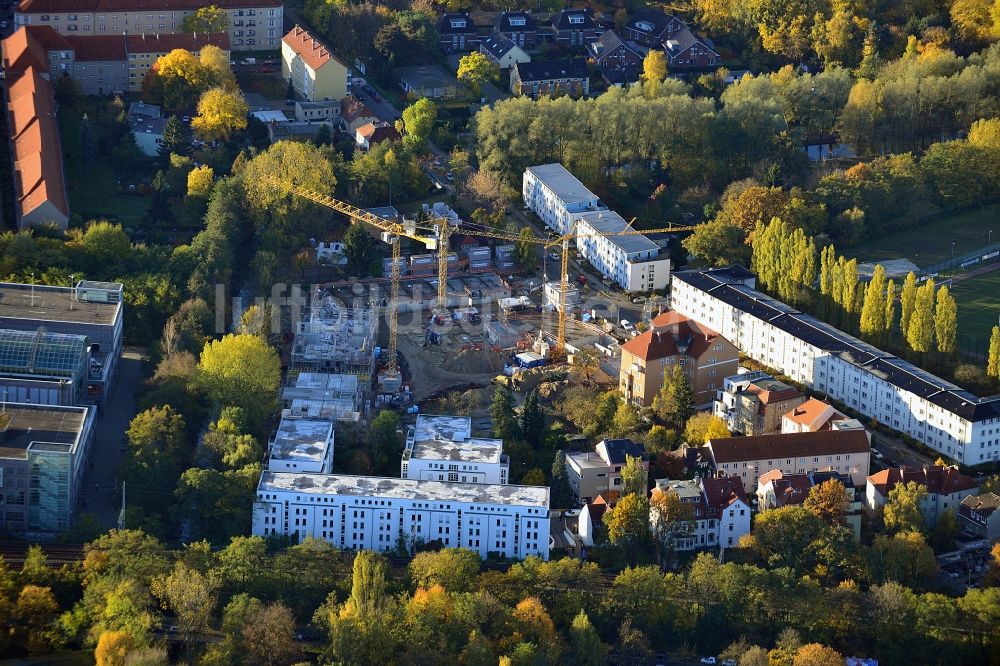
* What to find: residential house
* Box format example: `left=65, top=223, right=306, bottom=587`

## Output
left=757, top=469, right=862, bottom=537
left=522, top=164, right=670, bottom=291
left=495, top=11, right=537, bottom=49
left=14, top=0, right=282, bottom=51
left=355, top=120, right=400, bottom=151
left=703, top=428, right=872, bottom=488
left=670, top=265, right=1000, bottom=466
left=510, top=59, right=589, bottom=98
left=714, top=372, right=806, bottom=436
left=294, top=99, right=340, bottom=123
left=652, top=476, right=751, bottom=550
left=480, top=30, right=530, bottom=69
left=866, top=465, right=979, bottom=528
left=437, top=12, right=479, bottom=52
left=958, top=492, right=1000, bottom=540
left=397, top=64, right=461, bottom=99
left=1, top=32, right=68, bottom=229
left=339, top=94, right=377, bottom=133
left=551, top=8, right=599, bottom=47
left=587, top=30, right=643, bottom=86
left=782, top=397, right=850, bottom=433
left=281, top=25, right=348, bottom=102
left=622, top=7, right=685, bottom=46
left=663, top=27, right=719, bottom=70
left=619, top=311, right=738, bottom=408
left=566, top=439, right=648, bottom=504
left=126, top=101, right=167, bottom=156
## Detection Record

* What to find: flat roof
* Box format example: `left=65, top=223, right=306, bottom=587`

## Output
left=0, top=403, right=87, bottom=459
left=407, top=414, right=504, bottom=464
left=258, top=472, right=549, bottom=507
left=0, top=282, right=121, bottom=326
left=566, top=451, right=608, bottom=470
left=270, top=416, right=333, bottom=463
left=577, top=210, right=659, bottom=254
left=525, top=164, right=597, bottom=205
left=675, top=268, right=1000, bottom=422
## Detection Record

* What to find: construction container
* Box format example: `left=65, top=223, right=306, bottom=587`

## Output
left=495, top=244, right=515, bottom=257
left=515, top=351, right=547, bottom=369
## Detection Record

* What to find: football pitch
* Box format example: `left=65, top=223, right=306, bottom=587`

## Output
left=950, top=269, right=1000, bottom=342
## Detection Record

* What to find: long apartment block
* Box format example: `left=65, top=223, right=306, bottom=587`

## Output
left=670, top=266, right=1000, bottom=466
left=14, top=0, right=282, bottom=51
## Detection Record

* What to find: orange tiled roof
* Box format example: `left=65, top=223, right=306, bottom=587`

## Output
left=621, top=310, right=725, bottom=361
left=867, top=465, right=978, bottom=497
left=282, top=25, right=344, bottom=72
left=18, top=0, right=280, bottom=12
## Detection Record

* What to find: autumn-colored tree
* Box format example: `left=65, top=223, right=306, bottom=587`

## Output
left=717, top=185, right=788, bottom=239
left=642, top=50, right=667, bottom=83
left=196, top=333, right=280, bottom=428
left=649, top=487, right=696, bottom=563
left=94, top=630, right=135, bottom=666
left=191, top=87, right=248, bottom=141
left=241, top=602, right=296, bottom=666
left=934, top=285, right=957, bottom=355
left=906, top=278, right=936, bottom=355
left=14, top=585, right=61, bottom=654
left=883, top=481, right=928, bottom=534
left=989, top=326, right=1000, bottom=379
left=181, top=5, right=229, bottom=33
left=683, top=412, right=731, bottom=444
left=456, top=51, right=499, bottom=96
left=186, top=165, right=214, bottom=198
left=603, top=493, right=650, bottom=557
left=803, top=478, right=850, bottom=525
left=968, top=118, right=1000, bottom=149
left=793, top=643, right=844, bottom=666
left=859, top=264, right=886, bottom=342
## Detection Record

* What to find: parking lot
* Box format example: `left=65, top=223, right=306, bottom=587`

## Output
left=937, top=538, right=994, bottom=588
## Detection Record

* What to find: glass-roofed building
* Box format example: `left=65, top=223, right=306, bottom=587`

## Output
left=0, top=329, right=90, bottom=407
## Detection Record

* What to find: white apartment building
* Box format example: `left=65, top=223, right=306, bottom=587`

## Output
left=267, top=415, right=334, bottom=474
left=671, top=266, right=1000, bottom=466
left=652, top=476, right=751, bottom=550
left=253, top=472, right=550, bottom=559
left=522, top=164, right=670, bottom=292
left=401, top=415, right=509, bottom=484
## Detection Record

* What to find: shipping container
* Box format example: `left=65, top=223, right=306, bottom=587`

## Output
left=515, top=352, right=547, bottom=369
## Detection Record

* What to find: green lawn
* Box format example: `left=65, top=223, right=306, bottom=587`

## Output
left=950, top=270, right=1000, bottom=342
left=846, top=204, right=1000, bottom=268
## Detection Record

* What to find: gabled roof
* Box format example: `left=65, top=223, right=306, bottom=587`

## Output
left=2, top=26, right=57, bottom=73
left=282, top=25, right=344, bottom=72
left=588, top=30, right=643, bottom=62
left=960, top=492, right=1000, bottom=516
left=495, top=10, right=536, bottom=32
left=784, top=397, right=843, bottom=430
left=552, top=8, right=595, bottom=31
left=708, top=429, right=870, bottom=464
left=663, top=27, right=719, bottom=58
left=625, top=7, right=669, bottom=37
left=758, top=470, right=854, bottom=508
left=744, top=378, right=803, bottom=406
left=437, top=12, right=478, bottom=35
left=598, top=438, right=647, bottom=464
left=356, top=121, right=400, bottom=144
left=621, top=310, right=726, bottom=362
left=701, top=475, right=748, bottom=515
left=514, top=58, right=588, bottom=82
left=867, top=465, right=979, bottom=497
left=340, top=95, right=375, bottom=123
left=480, top=30, right=520, bottom=60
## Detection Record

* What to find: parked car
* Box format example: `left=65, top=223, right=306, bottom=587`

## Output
left=632, top=296, right=646, bottom=303
left=700, top=658, right=717, bottom=665
left=620, top=319, right=634, bottom=330
left=576, top=274, right=587, bottom=285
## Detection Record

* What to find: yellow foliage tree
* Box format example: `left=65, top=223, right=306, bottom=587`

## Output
left=682, top=412, right=731, bottom=444
left=196, top=333, right=280, bottom=427
left=94, top=630, right=134, bottom=666
left=793, top=643, right=844, bottom=666
left=191, top=87, right=248, bottom=141
left=642, top=50, right=667, bottom=82
left=187, top=165, right=215, bottom=197
left=199, top=44, right=235, bottom=87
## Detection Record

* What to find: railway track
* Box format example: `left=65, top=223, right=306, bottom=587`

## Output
left=0, top=541, right=84, bottom=566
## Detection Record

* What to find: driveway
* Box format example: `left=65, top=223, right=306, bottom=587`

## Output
left=79, top=348, right=146, bottom=529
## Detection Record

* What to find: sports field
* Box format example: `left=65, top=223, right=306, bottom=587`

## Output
left=950, top=269, right=1000, bottom=342
left=847, top=204, right=1000, bottom=268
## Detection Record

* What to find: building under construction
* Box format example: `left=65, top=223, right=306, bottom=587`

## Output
left=290, top=287, right=379, bottom=379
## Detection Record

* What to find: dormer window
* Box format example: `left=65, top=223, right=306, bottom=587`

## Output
left=450, top=18, right=466, bottom=28
left=509, top=16, right=526, bottom=27
left=636, top=20, right=654, bottom=31
left=569, top=15, right=584, bottom=24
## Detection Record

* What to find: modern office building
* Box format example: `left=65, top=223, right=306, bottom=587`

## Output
left=0, top=329, right=91, bottom=407
left=522, top=164, right=670, bottom=291
left=670, top=266, right=1000, bottom=465
left=252, top=472, right=550, bottom=559
left=0, top=402, right=95, bottom=532
left=281, top=25, right=348, bottom=102
left=0, top=281, right=123, bottom=406
left=267, top=415, right=334, bottom=474
left=619, top=311, right=738, bottom=408
left=401, top=415, right=509, bottom=484
left=15, top=0, right=282, bottom=51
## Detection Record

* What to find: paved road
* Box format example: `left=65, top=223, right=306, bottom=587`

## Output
left=79, top=349, right=146, bottom=529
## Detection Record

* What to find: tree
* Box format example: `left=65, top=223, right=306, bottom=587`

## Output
left=520, top=388, right=545, bottom=446
left=682, top=219, right=749, bottom=266
left=620, top=454, right=648, bottom=496
left=859, top=264, right=886, bottom=342
left=514, top=227, right=536, bottom=268
left=652, top=365, right=694, bottom=428
left=931, top=509, right=957, bottom=551
left=906, top=279, right=935, bottom=355
left=642, top=50, right=667, bottom=83
left=14, top=585, right=61, bottom=654
left=649, top=488, right=696, bottom=563
left=456, top=51, right=499, bottom=96
left=466, top=169, right=508, bottom=210
left=683, top=412, right=731, bottom=445
left=933, top=286, right=957, bottom=356
left=401, top=98, right=437, bottom=152
left=369, top=409, right=402, bottom=466
left=572, top=347, right=601, bottom=385
left=174, top=465, right=261, bottom=542
left=550, top=450, right=573, bottom=509
left=344, top=550, right=389, bottom=621
left=241, top=602, right=296, bottom=666
left=94, top=630, right=134, bottom=666
left=313, top=123, right=332, bottom=147
left=803, top=478, right=850, bottom=525
left=793, top=643, right=844, bottom=666
left=196, top=333, right=281, bottom=429
left=342, top=222, right=375, bottom=274
left=159, top=116, right=192, bottom=158
left=75, top=220, right=131, bottom=271
left=610, top=401, right=640, bottom=438
left=900, top=272, right=917, bottom=335
left=603, top=493, right=650, bottom=557
left=151, top=562, right=217, bottom=654
left=181, top=5, right=228, bottom=33
left=990, top=326, right=1000, bottom=379
left=191, top=87, right=248, bottom=141
left=408, top=549, right=480, bottom=593
left=569, top=610, right=606, bottom=666
left=80, top=113, right=96, bottom=164
left=186, top=165, right=214, bottom=198
left=490, top=385, right=520, bottom=441
left=884, top=481, right=929, bottom=534
left=870, top=531, right=938, bottom=586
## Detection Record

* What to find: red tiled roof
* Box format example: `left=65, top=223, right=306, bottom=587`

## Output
left=6, top=66, right=69, bottom=219
left=2, top=26, right=55, bottom=73
left=621, top=310, right=725, bottom=361
left=784, top=398, right=836, bottom=427
left=282, top=25, right=344, bottom=72
left=18, top=0, right=280, bottom=12
left=867, top=465, right=979, bottom=497
left=708, top=429, right=870, bottom=464
left=701, top=475, right=747, bottom=518
left=746, top=382, right=802, bottom=405
left=63, top=32, right=230, bottom=61
left=340, top=94, right=375, bottom=122
left=357, top=121, right=400, bottom=144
